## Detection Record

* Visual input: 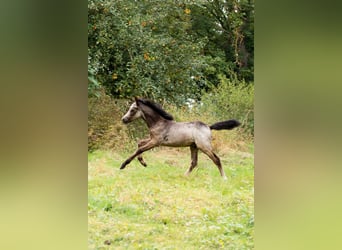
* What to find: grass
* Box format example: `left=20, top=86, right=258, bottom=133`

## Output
left=88, top=146, right=254, bottom=249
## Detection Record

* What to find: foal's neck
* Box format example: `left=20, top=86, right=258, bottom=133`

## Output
left=140, top=106, right=168, bottom=129
left=143, top=113, right=167, bottom=129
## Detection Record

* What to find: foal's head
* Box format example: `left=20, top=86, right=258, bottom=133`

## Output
left=122, top=97, right=174, bottom=124
left=121, top=101, right=143, bottom=124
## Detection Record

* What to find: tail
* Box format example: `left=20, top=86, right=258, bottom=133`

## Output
left=209, top=119, right=241, bottom=130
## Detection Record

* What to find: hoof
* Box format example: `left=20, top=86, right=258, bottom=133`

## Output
left=138, top=158, right=147, bottom=167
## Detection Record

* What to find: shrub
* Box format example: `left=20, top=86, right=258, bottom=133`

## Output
left=200, top=75, right=254, bottom=136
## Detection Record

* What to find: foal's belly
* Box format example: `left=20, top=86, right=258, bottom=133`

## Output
left=160, top=137, right=194, bottom=147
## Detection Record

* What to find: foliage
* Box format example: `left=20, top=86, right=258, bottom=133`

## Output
left=88, top=0, right=207, bottom=105
left=88, top=148, right=254, bottom=249
left=200, top=75, right=254, bottom=135
left=88, top=0, right=254, bottom=103
left=88, top=68, right=101, bottom=98
left=195, top=0, right=255, bottom=82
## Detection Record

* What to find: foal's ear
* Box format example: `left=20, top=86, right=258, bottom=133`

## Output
left=134, top=96, right=140, bottom=105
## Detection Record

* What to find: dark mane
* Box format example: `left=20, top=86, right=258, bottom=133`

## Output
left=137, top=98, right=174, bottom=120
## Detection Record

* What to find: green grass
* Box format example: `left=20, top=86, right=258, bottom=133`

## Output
left=88, top=147, right=254, bottom=249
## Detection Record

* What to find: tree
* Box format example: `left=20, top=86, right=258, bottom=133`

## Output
left=88, top=0, right=254, bottom=103
left=88, top=0, right=207, bottom=104
left=190, top=0, right=254, bottom=82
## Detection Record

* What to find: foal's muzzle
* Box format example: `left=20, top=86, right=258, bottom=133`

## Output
left=122, top=117, right=129, bottom=124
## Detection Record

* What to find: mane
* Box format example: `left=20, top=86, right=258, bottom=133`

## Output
left=137, top=98, right=174, bottom=120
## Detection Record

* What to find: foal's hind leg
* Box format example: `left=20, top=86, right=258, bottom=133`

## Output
left=137, top=138, right=149, bottom=167
left=185, top=144, right=198, bottom=176
left=197, top=145, right=227, bottom=180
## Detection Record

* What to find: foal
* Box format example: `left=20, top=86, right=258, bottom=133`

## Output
left=120, top=97, right=240, bottom=179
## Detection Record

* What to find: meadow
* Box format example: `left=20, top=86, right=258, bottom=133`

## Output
left=88, top=145, right=254, bottom=249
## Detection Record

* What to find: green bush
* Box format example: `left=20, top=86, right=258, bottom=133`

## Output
left=200, top=75, right=254, bottom=136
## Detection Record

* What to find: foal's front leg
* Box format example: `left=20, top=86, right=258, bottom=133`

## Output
left=137, top=138, right=149, bottom=167
left=120, top=139, right=158, bottom=170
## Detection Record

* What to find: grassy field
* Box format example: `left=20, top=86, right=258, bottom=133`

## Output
left=88, top=146, right=254, bottom=249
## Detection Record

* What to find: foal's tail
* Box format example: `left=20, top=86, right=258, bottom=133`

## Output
left=210, top=119, right=241, bottom=130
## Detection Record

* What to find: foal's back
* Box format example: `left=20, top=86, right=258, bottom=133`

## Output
left=160, top=121, right=211, bottom=147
